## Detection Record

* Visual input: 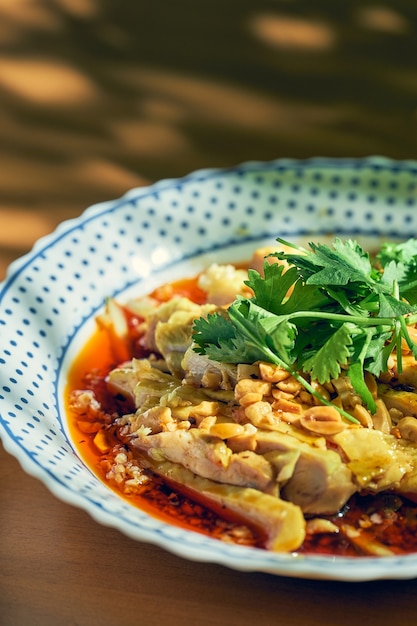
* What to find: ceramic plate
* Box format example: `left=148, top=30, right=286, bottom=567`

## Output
left=2, top=156, right=417, bottom=582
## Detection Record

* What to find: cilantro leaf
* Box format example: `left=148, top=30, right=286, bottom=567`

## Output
left=378, top=239, right=417, bottom=304
left=276, top=238, right=374, bottom=288
left=229, top=299, right=297, bottom=364
left=362, top=329, right=393, bottom=376
left=308, top=239, right=374, bottom=287
left=377, top=238, right=417, bottom=267
left=193, top=311, right=265, bottom=364
left=245, top=263, right=296, bottom=312
left=193, top=311, right=235, bottom=351
left=192, top=236, right=417, bottom=417
left=378, top=293, right=416, bottom=318
left=300, top=323, right=352, bottom=383
left=247, top=262, right=329, bottom=315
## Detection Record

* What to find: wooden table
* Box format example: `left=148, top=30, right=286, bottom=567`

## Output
left=1, top=2, right=417, bottom=624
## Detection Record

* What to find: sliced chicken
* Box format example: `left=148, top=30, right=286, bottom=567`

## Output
left=255, top=430, right=356, bottom=514
left=140, top=457, right=306, bottom=552
left=133, top=428, right=276, bottom=493
left=181, top=345, right=237, bottom=390
left=332, top=428, right=413, bottom=491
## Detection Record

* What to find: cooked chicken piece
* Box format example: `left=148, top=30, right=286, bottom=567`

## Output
left=181, top=345, right=237, bottom=390
left=106, top=359, right=151, bottom=405
left=141, top=297, right=202, bottom=352
left=225, top=450, right=277, bottom=494
left=128, top=406, right=174, bottom=435
left=332, top=374, right=362, bottom=410
left=255, top=430, right=356, bottom=514
left=140, top=457, right=306, bottom=552
left=382, top=436, right=417, bottom=500
left=332, top=428, right=413, bottom=491
left=263, top=449, right=300, bottom=483
left=132, top=360, right=181, bottom=408
left=138, top=297, right=216, bottom=377
left=108, top=358, right=221, bottom=415
left=378, top=384, right=417, bottom=419
left=154, top=310, right=197, bottom=377
left=133, top=428, right=276, bottom=493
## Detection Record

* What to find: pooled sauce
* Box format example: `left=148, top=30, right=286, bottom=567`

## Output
left=66, top=277, right=417, bottom=556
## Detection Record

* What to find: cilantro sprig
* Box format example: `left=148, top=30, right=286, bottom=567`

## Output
left=192, top=237, right=417, bottom=421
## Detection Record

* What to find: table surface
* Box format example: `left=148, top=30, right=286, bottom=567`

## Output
left=2, top=2, right=417, bottom=625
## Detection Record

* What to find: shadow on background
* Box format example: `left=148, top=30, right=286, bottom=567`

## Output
left=0, top=0, right=416, bottom=271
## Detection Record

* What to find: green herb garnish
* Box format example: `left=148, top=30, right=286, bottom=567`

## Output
left=192, top=237, right=417, bottom=422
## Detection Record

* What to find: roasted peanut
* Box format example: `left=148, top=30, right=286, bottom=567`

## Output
left=239, top=392, right=265, bottom=407
left=310, top=380, right=331, bottom=404
left=352, top=404, right=373, bottom=429
left=276, top=375, right=302, bottom=395
left=235, top=379, right=271, bottom=406
left=209, top=422, right=245, bottom=440
left=259, top=362, right=290, bottom=383
left=244, top=401, right=277, bottom=428
left=198, top=415, right=217, bottom=431
left=273, top=397, right=303, bottom=415
left=299, top=405, right=345, bottom=435
left=226, top=423, right=258, bottom=452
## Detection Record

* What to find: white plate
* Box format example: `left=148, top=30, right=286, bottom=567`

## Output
left=2, top=156, right=417, bottom=582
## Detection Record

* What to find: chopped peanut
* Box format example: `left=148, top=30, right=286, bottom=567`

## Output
left=244, top=401, right=278, bottom=428
left=209, top=422, right=245, bottom=440
left=352, top=404, right=374, bottom=429
left=239, top=392, right=265, bottom=407
left=276, top=376, right=302, bottom=395
left=235, top=378, right=271, bottom=401
left=237, top=363, right=260, bottom=380
left=259, top=362, right=290, bottom=383
left=271, top=388, right=294, bottom=401
left=273, top=397, right=303, bottom=415
left=310, top=380, right=331, bottom=404
left=226, top=424, right=258, bottom=452
left=198, top=415, right=217, bottom=431
left=299, top=405, right=345, bottom=435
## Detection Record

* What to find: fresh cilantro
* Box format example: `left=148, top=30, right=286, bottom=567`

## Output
left=300, top=323, right=353, bottom=384
left=377, top=240, right=417, bottom=305
left=192, top=237, right=417, bottom=421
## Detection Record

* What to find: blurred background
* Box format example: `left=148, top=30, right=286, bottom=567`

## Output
left=0, top=0, right=416, bottom=277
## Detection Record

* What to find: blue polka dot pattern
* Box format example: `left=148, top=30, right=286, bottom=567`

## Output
left=1, top=156, right=417, bottom=581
